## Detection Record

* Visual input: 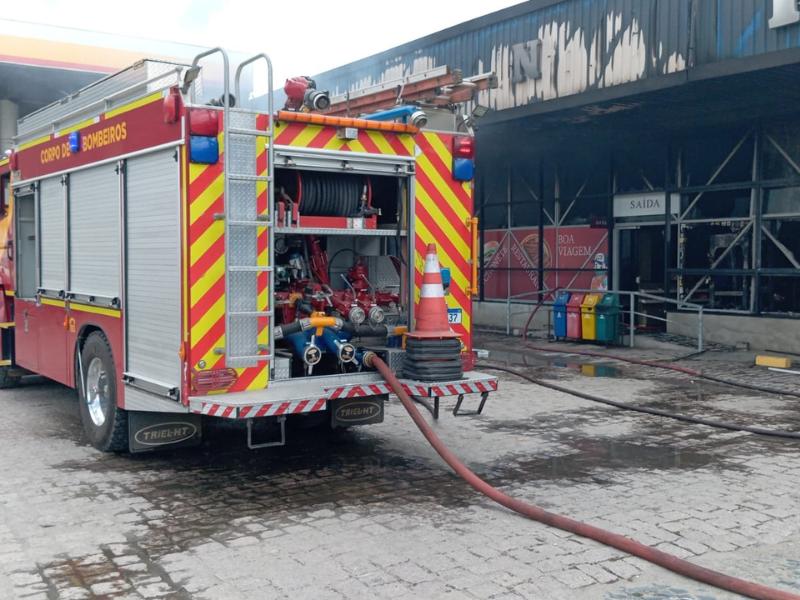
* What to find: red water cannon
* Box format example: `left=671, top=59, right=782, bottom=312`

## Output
left=347, top=260, right=370, bottom=293
left=283, top=76, right=331, bottom=112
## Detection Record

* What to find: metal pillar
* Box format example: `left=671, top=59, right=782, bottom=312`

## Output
left=629, top=291, right=635, bottom=348
left=0, top=99, right=19, bottom=154
left=751, top=122, right=763, bottom=314
left=505, top=167, right=512, bottom=334
left=537, top=158, right=544, bottom=302
left=663, top=139, right=673, bottom=301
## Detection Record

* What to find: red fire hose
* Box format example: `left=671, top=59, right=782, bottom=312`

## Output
left=369, top=355, right=800, bottom=600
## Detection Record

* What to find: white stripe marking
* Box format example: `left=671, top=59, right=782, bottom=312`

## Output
left=424, top=253, right=441, bottom=273
left=420, top=284, right=444, bottom=298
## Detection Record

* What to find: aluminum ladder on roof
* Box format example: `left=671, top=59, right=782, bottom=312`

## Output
left=188, top=48, right=275, bottom=369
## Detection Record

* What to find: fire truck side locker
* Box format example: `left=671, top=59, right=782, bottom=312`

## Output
left=38, top=176, right=69, bottom=383
left=13, top=189, right=38, bottom=370
left=123, top=149, right=183, bottom=411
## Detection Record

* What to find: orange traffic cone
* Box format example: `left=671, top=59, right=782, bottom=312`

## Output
left=407, top=243, right=460, bottom=339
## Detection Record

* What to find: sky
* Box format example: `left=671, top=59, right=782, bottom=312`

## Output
left=3, top=0, right=523, bottom=82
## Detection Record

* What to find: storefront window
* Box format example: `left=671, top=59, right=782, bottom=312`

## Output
left=680, top=188, right=752, bottom=220
left=559, top=194, right=608, bottom=226
left=760, top=276, right=800, bottom=315
left=680, top=128, right=754, bottom=187
left=763, top=186, right=800, bottom=216
left=615, top=143, right=666, bottom=194
left=678, top=272, right=752, bottom=311
left=761, top=218, right=800, bottom=269
left=680, top=222, right=752, bottom=271
left=478, top=161, right=509, bottom=229
left=763, top=121, right=800, bottom=181
left=510, top=169, right=540, bottom=228
left=478, top=118, right=800, bottom=317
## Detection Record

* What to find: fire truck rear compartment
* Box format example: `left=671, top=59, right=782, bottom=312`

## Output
left=272, top=169, right=408, bottom=380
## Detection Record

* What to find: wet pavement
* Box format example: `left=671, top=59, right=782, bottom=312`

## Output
left=1, top=334, right=799, bottom=599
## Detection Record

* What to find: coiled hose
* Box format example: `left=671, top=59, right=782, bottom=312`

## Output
left=297, top=171, right=366, bottom=216
left=523, top=343, right=800, bottom=399
left=369, top=355, right=800, bottom=600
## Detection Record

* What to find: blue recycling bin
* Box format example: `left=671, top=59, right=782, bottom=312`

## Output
left=553, top=292, right=571, bottom=339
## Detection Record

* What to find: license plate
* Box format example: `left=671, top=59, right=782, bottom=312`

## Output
left=447, top=308, right=462, bottom=324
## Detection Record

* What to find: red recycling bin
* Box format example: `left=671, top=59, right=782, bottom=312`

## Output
left=566, top=293, right=586, bottom=339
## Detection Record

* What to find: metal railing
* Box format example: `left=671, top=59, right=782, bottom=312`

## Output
left=15, top=67, right=184, bottom=142
left=489, top=288, right=704, bottom=351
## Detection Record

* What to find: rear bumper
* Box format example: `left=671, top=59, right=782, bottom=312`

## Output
left=189, top=371, right=498, bottom=420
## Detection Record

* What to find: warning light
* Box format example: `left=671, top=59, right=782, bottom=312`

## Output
left=453, top=158, right=474, bottom=181
left=163, top=86, right=183, bottom=124
left=452, top=136, right=475, bottom=181
left=189, top=136, right=219, bottom=164
left=69, top=131, right=81, bottom=153
left=189, top=109, right=219, bottom=136
left=193, top=368, right=238, bottom=392
left=452, top=136, right=474, bottom=159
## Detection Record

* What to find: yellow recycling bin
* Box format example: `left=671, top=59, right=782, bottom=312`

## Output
left=580, top=293, right=603, bottom=341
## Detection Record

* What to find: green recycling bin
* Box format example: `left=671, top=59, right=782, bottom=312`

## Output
left=595, top=293, right=620, bottom=343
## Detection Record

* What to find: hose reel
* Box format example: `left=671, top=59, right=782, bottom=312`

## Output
left=278, top=171, right=371, bottom=217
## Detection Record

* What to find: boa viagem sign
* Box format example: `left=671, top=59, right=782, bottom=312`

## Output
left=482, top=226, right=608, bottom=299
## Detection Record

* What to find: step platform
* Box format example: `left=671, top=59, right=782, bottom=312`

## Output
left=189, top=371, right=498, bottom=420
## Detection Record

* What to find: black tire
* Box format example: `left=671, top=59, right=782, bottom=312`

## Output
left=78, top=331, right=128, bottom=453
left=0, top=366, right=21, bottom=389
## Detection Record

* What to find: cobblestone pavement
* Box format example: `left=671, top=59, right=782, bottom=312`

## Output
left=1, top=334, right=799, bottom=599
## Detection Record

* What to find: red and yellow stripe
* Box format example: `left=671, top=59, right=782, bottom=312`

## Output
left=187, top=113, right=270, bottom=394
left=186, top=118, right=474, bottom=392
left=274, top=122, right=415, bottom=155
left=414, top=132, right=474, bottom=350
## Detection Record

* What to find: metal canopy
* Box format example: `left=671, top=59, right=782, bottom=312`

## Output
left=0, top=62, right=104, bottom=118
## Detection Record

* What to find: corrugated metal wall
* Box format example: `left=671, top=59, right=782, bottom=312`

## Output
left=315, top=0, right=800, bottom=113
left=316, top=0, right=692, bottom=111
left=697, top=0, right=800, bottom=62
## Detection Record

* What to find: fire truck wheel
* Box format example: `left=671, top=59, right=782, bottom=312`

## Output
left=78, top=331, right=128, bottom=453
left=0, top=366, right=21, bottom=388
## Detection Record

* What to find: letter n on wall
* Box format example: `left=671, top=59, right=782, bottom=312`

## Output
left=512, top=40, right=542, bottom=83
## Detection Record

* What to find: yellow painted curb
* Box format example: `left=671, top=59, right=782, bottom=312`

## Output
left=755, top=355, right=792, bottom=369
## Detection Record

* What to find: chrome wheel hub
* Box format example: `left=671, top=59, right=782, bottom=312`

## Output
left=85, top=357, right=111, bottom=427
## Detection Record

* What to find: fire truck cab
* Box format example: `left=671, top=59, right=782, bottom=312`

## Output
left=0, top=49, right=496, bottom=452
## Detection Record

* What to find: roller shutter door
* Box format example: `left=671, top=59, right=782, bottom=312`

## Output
left=39, top=177, right=65, bottom=293
left=69, top=165, right=120, bottom=298
left=125, top=149, right=181, bottom=387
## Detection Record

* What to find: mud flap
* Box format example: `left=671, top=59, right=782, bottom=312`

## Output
left=331, top=395, right=385, bottom=428
left=128, top=411, right=202, bottom=453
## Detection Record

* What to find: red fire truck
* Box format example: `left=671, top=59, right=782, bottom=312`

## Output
left=0, top=49, right=496, bottom=452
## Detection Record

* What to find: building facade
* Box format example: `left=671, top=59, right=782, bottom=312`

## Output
left=315, top=0, right=800, bottom=349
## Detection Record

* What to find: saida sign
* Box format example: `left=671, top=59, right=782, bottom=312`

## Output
left=613, top=192, right=678, bottom=218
